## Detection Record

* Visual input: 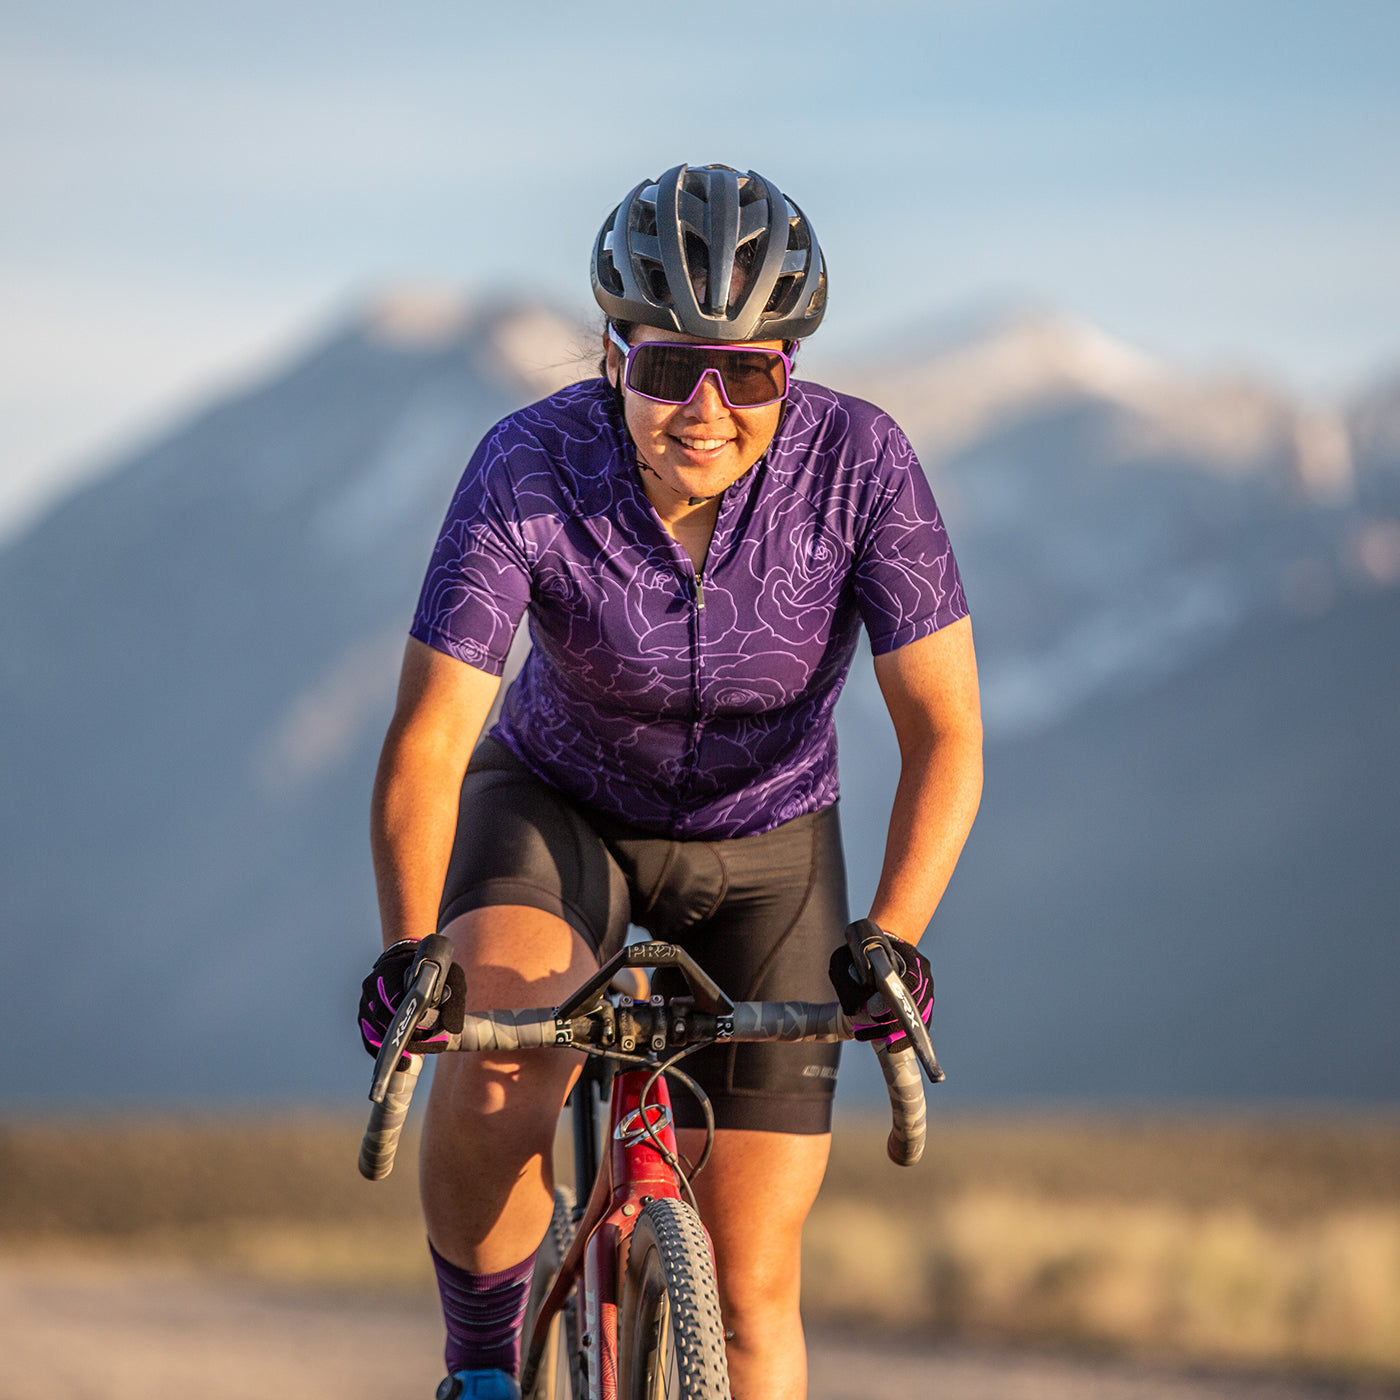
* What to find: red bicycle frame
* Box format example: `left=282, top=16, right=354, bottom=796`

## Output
left=532, top=1065, right=688, bottom=1400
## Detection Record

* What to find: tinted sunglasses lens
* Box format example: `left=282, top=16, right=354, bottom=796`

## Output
left=713, top=348, right=788, bottom=405
left=628, top=345, right=787, bottom=406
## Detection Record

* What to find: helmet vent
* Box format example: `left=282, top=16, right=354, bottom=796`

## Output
left=764, top=272, right=798, bottom=317
left=682, top=231, right=709, bottom=307
left=598, top=251, right=623, bottom=297
left=728, top=236, right=762, bottom=315
left=643, top=261, right=672, bottom=305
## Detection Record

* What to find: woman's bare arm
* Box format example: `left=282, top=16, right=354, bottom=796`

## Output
left=867, top=615, right=984, bottom=943
left=370, top=636, right=502, bottom=949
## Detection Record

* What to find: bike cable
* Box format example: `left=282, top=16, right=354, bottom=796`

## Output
left=577, top=1042, right=717, bottom=1214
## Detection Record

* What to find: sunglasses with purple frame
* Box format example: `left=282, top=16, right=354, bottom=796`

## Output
left=608, top=324, right=793, bottom=410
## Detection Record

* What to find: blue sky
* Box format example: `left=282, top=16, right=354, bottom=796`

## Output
left=3, top=0, right=1398, bottom=532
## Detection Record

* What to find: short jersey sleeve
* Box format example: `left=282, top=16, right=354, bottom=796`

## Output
left=852, top=419, right=969, bottom=655
left=409, top=420, right=535, bottom=676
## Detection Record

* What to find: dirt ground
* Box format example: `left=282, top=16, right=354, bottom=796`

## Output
left=3, top=1257, right=1397, bottom=1400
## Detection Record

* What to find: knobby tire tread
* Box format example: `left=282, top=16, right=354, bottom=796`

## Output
left=620, top=1198, right=730, bottom=1400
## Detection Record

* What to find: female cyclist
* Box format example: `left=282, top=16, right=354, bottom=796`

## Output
left=361, top=163, right=983, bottom=1400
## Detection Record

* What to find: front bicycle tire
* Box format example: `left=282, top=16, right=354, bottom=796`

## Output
left=522, top=1185, right=580, bottom=1400
left=618, top=1198, right=730, bottom=1400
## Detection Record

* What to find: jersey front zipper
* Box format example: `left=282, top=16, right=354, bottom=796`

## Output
left=677, top=563, right=707, bottom=829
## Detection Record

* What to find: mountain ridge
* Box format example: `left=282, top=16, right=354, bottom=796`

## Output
left=12, top=294, right=1397, bottom=553
left=1, top=293, right=1396, bottom=1105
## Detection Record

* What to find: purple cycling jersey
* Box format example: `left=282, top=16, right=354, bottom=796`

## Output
left=411, top=378, right=967, bottom=838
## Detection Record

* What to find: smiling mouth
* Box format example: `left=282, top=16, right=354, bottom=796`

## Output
left=675, top=435, right=732, bottom=452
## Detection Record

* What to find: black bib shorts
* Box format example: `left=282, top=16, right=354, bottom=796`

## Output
left=438, top=739, right=850, bottom=1135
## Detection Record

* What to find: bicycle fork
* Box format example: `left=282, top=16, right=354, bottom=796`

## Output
left=526, top=1066, right=688, bottom=1400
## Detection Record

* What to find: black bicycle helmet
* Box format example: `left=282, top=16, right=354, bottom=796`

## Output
left=592, top=163, right=827, bottom=342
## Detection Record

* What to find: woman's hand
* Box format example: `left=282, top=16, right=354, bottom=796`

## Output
left=358, top=938, right=467, bottom=1064
left=828, top=930, right=934, bottom=1049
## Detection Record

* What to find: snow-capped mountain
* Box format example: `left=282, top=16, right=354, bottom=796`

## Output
left=0, top=293, right=588, bottom=1102
left=836, top=312, right=1395, bottom=735
left=1, top=295, right=1395, bottom=1105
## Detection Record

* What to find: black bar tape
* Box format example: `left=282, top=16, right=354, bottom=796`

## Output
left=876, top=1044, right=926, bottom=1166
left=359, top=1055, right=424, bottom=1181
left=724, top=1000, right=851, bottom=1042
left=453, top=1009, right=561, bottom=1052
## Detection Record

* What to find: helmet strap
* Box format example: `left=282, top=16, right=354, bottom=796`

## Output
left=637, top=458, right=720, bottom=507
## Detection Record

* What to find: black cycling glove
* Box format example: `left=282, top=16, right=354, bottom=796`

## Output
left=828, top=930, right=934, bottom=1049
left=358, top=939, right=467, bottom=1066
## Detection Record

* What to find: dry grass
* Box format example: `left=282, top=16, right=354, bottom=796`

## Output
left=0, top=1113, right=434, bottom=1293
left=3, top=1112, right=1398, bottom=1379
left=806, top=1115, right=1400, bottom=1380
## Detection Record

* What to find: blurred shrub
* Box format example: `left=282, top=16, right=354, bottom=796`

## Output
left=3, top=1112, right=1398, bottom=1376
left=805, top=1114, right=1400, bottom=1379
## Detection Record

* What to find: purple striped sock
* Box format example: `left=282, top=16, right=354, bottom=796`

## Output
left=429, top=1238, right=538, bottom=1378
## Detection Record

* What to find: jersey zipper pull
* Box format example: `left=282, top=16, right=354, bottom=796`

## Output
left=694, top=573, right=705, bottom=610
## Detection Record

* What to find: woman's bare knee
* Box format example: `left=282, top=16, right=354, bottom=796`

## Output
left=418, top=905, right=595, bottom=1268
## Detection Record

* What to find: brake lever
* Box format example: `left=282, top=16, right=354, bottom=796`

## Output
left=846, top=918, right=945, bottom=1085
left=369, top=933, right=456, bottom=1104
